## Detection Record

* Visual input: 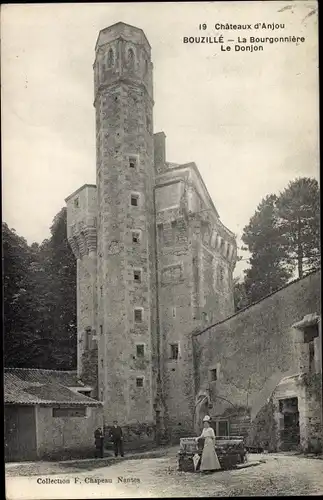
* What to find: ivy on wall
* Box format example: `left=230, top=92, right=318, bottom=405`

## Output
left=246, top=398, right=277, bottom=451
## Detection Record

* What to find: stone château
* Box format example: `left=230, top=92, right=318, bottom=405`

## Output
left=66, top=23, right=321, bottom=453
left=66, top=22, right=237, bottom=441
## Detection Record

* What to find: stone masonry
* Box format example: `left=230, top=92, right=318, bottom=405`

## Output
left=66, top=22, right=237, bottom=442
left=193, top=270, right=321, bottom=452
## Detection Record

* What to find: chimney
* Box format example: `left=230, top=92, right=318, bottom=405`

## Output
left=154, top=132, right=166, bottom=167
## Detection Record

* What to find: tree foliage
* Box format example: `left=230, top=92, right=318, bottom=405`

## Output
left=276, top=177, right=320, bottom=278
left=3, top=224, right=44, bottom=367
left=3, top=208, right=77, bottom=369
left=235, top=177, right=320, bottom=310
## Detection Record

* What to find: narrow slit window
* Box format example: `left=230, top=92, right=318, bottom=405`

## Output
left=128, top=48, right=135, bottom=69
left=136, top=344, right=145, bottom=358
left=132, top=231, right=140, bottom=243
left=134, top=309, right=143, bottom=323
left=74, top=198, right=79, bottom=208
left=170, top=343, right=179, bottom=360
left=134, top=270, right=141, bottom=283
left=131, top=194, right=139, bottom=207
left=107, top=49, right=114, bottom=68
left=309, top=341, right=315, bottom=372
left=136, top=377, right=144, bottom=387
left=129, top=157, right=137, bottom=169
left=210, top=368, right=217, bottom=382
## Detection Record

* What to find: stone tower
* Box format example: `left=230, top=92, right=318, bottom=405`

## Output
left=94, top=23, right=158, bottom=427
left=66, top=22, right=237, bottom=444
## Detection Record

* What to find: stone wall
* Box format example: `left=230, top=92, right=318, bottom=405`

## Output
left=81, top=345, right=98, bottom=399
left=36, top=405, right=103, bottom=460
left=193, top=270, right=321, bottom=448
left=155, top=158, right=237, bottom=440
left=66, top=185, right=98, bottom=380
left=104, top=422, right=157, bottom=452
left=304, top=372, right=322, bottom=452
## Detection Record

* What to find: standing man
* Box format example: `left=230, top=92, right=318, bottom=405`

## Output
left=94, top=427, right=104, bottom=458
left=109, top=420, right=124, bottom=457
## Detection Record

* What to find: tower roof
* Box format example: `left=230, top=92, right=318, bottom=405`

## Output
left=95, top=22, right=151, bottom=52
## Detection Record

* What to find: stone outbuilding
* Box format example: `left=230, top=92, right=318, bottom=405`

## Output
left=4, top=368, right=103, bottom=461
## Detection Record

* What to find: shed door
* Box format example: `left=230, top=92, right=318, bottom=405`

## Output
left=5, top=406, right=37, bottom=461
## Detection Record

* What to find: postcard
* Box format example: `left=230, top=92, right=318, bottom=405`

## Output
left=2, top=2, right=321, bottom=499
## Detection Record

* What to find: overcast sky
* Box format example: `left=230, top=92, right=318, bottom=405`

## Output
left=2, top=2, right=319, bottom=277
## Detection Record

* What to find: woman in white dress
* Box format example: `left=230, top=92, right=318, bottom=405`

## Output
left=196, top=415, right=221, bottom=473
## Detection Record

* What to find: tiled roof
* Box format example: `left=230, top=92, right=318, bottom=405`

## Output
left=4, top=368, right=83, bottom=387
left=4, top=368, right=102, bottom=407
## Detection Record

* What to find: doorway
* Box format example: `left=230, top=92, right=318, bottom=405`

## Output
left=279, top=397, right=300, bottom=450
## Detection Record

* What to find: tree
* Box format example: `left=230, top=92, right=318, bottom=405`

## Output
left=241, top=194, right=293, bottom=304
left=43, top=207, right=77, bottom=369
left=276, top=177, right=320, bottom=278
left=3, top=224, right=43, bottom=367
left=3, top=207, right=77, bottom=370
left=238, top=177, right=320, bottom=307
left=233, top=278, right=249, bottom=312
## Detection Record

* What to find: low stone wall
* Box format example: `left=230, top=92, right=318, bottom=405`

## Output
left=304, top=373, right=322, bottom=453
left=104, top=422, right=157, bottom=452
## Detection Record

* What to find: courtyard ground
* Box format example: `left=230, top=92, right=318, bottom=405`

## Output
left=5, top=448, right=323, bottom=499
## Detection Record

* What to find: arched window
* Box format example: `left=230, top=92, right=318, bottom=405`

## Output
left=107, top=48, right=114, bottom=68
left=128, top=48, right=135, bottom=70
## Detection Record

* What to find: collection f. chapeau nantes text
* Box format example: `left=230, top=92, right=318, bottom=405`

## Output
left=183, top=23, right=306, bottom=52
left=36, top=476, right=141, bottom=485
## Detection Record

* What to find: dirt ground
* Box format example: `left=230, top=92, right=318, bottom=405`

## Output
left=5, top=450, right=323, bottom=499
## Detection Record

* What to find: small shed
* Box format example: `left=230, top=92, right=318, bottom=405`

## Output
left=4, top=368, right=103, bottom=461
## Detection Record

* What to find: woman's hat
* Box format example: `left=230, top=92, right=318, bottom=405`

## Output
left=202, top=415, right=211, bottom=422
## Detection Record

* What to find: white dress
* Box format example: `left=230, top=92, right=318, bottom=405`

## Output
left=199, top=427, right=221, bottom=471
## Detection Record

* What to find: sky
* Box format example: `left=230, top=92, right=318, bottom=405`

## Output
left=1, top=1, right=319, bottom=278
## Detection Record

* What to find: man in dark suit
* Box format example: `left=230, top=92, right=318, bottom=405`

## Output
left=109, top=420, right=124, bottom=457
left=94, top=427, right=104, bottom=458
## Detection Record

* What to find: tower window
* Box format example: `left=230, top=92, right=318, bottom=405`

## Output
left=129, top=157, right=137, bottom=169
left=172, top=307, right=176, bottom=318
left=99, top=325, right=103, bottom=335
left=132, top=231, right=141, bottom=244
left=131, top=194, right=139, bottom=207
left=134, top=270, right=142, bottom=283
left=74, top=198, right=79, bottom=208
left=136, top=344, right=145, bottom=358
left=107, top=48, right=114, bottom=68
left=170, top=343, right=179, bottom=360
left=146, top=115, right=151, bottom=133
left=84, top=327, right=92, bottom=350
left=136, top=377, right=144, bottom=387
left=309, top=341, right=315, bottom=372
left=210, top=369, right=217, bottom=382
left=134, top=308, right=143, bottom=323
left=128, top=48, right=135, bottom=69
